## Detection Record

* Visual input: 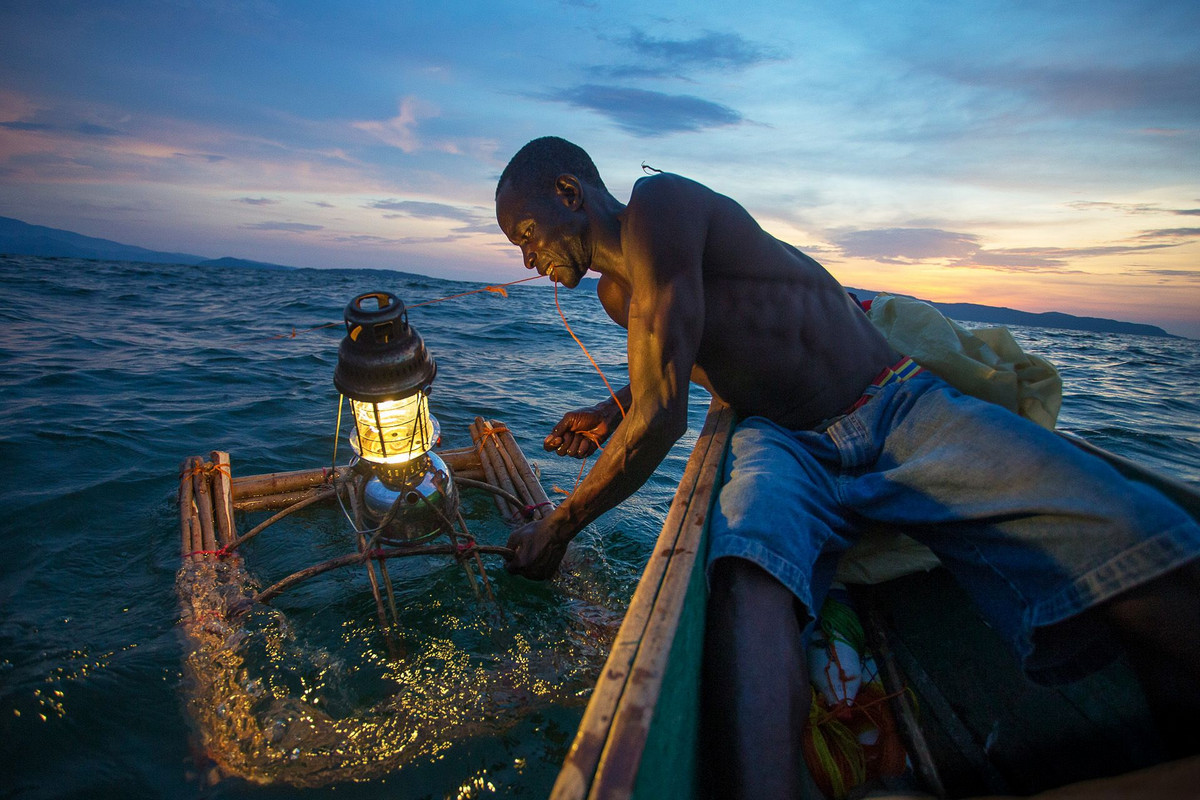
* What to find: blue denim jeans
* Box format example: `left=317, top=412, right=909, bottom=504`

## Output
left=707, top=371, right=1200, bottom=684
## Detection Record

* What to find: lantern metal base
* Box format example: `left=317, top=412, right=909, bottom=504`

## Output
left=360, top=451, right=459, bottom=544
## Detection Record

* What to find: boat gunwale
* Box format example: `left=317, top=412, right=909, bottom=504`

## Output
left=551, top=398, right=735, bottom=800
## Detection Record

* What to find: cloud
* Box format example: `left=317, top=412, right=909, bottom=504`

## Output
left=172, top=152, right=226, bottom=163
left=1134, top=227, right=1200, bottom=240
left=1, top=119, right=124, bottom=137
left=353, top=97, right=460, bottom=154
left=367, top=199, right=479, bottom=223
left=832, top=227, right=1185, bottom=273
left=367, top=198, right=495, bottom=235
left=1133, top=268, right=1200, bottom=282
left=1066, top=200, right=1161, bottom=215
left=1066, top=201, right=1200, bottom=218
left=833, top=228, right=981, bottom=263
left=616, top=30, right=775, bottom=75
left=949, top=61, right=1200, bottom=121
left=309, top=201, right=335, bottom=208
left=954, top=250, right=1076, bottom=272
left=242, top=221, right=323, bottom=232
left=331, top=233, right=462, bottom=246
left=541, top=85, right=742, bottom=136
left=235, top=196, right=278, bottom=205
left=626, top=30, right=770, bottom=67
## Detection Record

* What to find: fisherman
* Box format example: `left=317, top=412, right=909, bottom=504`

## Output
left=493, top=136, right=1200, bottom=798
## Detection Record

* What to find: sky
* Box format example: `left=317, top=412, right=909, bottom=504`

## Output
left=1, top=0, right=1198, bottom=337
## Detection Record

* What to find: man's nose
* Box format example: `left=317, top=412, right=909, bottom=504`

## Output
left=524, top=248, right=537, bottom=269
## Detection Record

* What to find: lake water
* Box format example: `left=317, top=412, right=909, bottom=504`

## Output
left=1, top=254, right=1197, bottom=798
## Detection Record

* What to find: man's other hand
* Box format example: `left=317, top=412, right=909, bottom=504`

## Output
left=504, top=516, right=570, bottom=580
left=544, top=408, right=613, bottom=458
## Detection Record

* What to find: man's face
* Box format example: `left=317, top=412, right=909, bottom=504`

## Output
left=495, top=179, right=589, bottom=288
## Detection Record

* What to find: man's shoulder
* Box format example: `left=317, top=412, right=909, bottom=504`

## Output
left=625, top=173, right=720, bottom=236
left=629, top=172, right=715, bottom=204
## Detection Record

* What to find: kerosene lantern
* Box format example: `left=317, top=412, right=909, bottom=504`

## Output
left=333, top=291, right=458, bottom=542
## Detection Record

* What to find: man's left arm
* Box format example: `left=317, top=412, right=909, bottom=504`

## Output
left=505, top=177, right=710, bottom=577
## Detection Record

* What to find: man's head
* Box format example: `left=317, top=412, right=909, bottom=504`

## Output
left=495, top=136, right=606, bottom=202
left=494, top=137, right=606, bottom=288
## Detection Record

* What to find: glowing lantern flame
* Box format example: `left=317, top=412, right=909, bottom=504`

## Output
left=333, top=291, right=439, bottom=485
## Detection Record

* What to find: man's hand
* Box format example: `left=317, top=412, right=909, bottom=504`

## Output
left=544, top=407, right=615, bottom=458
left=504, top=515, right=570, bottom=579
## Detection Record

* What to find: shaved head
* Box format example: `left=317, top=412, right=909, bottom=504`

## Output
left=496, top=136, right=607, bottom=200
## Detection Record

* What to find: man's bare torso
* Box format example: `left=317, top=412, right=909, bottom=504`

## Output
left=598, top=174, right=897, bottom=429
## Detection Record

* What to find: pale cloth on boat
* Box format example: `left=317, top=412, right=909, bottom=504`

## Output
left=867, top=292, right=1062, bottom=430
left=835, top=293, right=1064, bottom=585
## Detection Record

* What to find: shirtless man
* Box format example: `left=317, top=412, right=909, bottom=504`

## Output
left=494, top=137, right=1200, bottom=798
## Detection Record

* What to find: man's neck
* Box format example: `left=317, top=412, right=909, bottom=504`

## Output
left=583, top=190, right=629, bottom=286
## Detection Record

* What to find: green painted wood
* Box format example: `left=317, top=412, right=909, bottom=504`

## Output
left=630, top=532, right=710, bottom=800
left=553, top=400, right=733, bottom=800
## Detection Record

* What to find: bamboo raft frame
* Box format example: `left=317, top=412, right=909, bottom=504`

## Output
left=177, top=417, right=551, bottom=611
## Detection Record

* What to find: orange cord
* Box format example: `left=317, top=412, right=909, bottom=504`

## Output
left=257, top=274, right=545, bottom=344
left=554, top=282, right=626, bottom=418
left=407, top=274, right=543, bottom=308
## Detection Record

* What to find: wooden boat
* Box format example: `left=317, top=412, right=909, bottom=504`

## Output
left=553, top=397, right=1200, bottom=799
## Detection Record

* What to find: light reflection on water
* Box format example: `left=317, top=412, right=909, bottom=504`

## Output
left=177, top=469, right=630, bottom=789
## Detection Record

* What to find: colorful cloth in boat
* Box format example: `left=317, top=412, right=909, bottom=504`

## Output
left=706, top=369, right=1200, bottom=685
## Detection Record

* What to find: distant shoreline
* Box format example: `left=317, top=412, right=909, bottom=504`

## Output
left=0, top=214, right=1184, bottom=340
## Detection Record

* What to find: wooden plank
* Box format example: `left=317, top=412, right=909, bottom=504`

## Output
left=551, top=399, right=733, bottom=800
left=854, top=585, right=956, bottom=798
left=599, top=402, right=734, bottom=800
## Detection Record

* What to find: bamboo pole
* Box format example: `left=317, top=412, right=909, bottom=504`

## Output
left=358, top=531, right=394, bottom=634
left=188, top=517, right=204, bottom=564
left=438, top=446, right=482, bottom=474
left=231, top=465, right=346, bottom=501
left=209, top=451, right=236, bottom=548
left=470, top=419, right=511, bottom=518
left=226, top=487, right=335, bottom=553
left=488, top=423, right=536, bottom=510
left=229, top=445, right=480, bottom=501
left=473, top=417, right=522, bottom=519
left=346, top=474, right=396, bottom=654
left=179, top=457, right=196, bottom=560
left=449, top=466, right=486, bottom=482
left=192, top=458, right=218, bottom=556
left=853, top=586, right=948, bottom=799
left=233, top=488, right=338, bottom=513
left=495, top=423, right=552, bottom=521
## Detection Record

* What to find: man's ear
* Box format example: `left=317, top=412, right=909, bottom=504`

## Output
left=554, top=174, right=583, bottom=210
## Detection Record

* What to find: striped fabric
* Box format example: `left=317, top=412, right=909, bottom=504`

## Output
left=845, top=356, right=924, bottom=414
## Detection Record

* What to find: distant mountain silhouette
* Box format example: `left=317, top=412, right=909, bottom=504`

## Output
left=0, top=215, right=207, bottom=265
left=0, top=216, right=291, bottom=271
left=195, top=256, right=294, bottom=271
left=844, top=288, right=1176, bottom=339
left=1, top=216, right=1177, bottom=338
